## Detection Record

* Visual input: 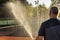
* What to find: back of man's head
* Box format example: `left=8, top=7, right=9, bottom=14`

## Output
left=50, top=7, right=58, bottom=15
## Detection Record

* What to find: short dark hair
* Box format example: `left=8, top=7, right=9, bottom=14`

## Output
left=50, top=7, right=58, bottom=15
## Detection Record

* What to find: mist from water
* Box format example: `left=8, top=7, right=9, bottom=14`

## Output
left=6, top=1, right=34, bottom=40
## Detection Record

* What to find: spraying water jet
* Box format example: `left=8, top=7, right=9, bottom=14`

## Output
left=6, top=1, right=34, bottom=40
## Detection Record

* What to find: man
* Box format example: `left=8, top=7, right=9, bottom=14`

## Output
left=36, top=7, right=60, bottom=40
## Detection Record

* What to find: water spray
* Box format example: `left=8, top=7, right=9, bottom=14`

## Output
left=6, top=1, right=34, bottom=40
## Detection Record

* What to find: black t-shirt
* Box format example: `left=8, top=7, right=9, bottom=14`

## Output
left=38, top=18, right=60, bottom=40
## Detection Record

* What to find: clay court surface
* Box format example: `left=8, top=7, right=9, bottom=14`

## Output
left=0, top=36, right=34, bottom=40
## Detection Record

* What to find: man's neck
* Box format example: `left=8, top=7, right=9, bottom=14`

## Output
left=50, top=17, right=57, bottom=19
left=50, top=16, right=57, bottom=19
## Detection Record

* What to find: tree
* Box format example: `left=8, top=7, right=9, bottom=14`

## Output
left=38, top=4, right=49, bottom=25
left=51, top=0, right=60, bottom=6
left=0, top=0, right=9, bottom=7
left=19, top=0, right=28, bottom=5
left=0, top=0, right=9, bottom=4
left=58, top=0, right=60, bottom=3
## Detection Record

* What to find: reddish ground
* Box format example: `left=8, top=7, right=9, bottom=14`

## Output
left=0, top=36, right=34, bottom=40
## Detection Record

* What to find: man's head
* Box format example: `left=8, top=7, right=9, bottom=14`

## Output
left=49, top=7, right=58, bottom=18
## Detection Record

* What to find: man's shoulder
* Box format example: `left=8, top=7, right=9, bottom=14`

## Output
left=56, top=19, right=60, bottom=23
left=42, top=19, right=50, bottom=24
left=42, top=19, right=60, bottom=24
